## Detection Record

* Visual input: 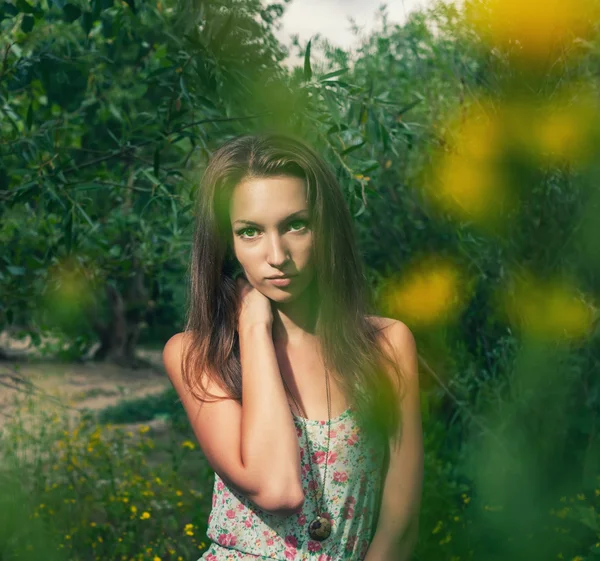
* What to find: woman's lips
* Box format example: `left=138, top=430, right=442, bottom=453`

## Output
left=266, top=276, right=295, bottom=287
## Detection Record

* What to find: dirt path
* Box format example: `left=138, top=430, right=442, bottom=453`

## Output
left=0, top=346, right=172, bottom=434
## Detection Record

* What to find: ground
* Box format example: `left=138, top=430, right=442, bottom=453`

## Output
left=0, top=332, right=172, bottom=436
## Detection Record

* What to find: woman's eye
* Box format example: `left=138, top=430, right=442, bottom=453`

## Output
left=237, top=228, right=258, bottom=239
left=236, top=220, right=309, bottom=240
left=288, top=219, right=308, bottom=231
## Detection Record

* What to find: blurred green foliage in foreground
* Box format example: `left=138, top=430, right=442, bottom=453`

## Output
left=2, top=0, right=600, bottom=559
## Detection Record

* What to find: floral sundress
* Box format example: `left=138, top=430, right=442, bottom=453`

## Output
left=198, top=406, right=387, bottom=561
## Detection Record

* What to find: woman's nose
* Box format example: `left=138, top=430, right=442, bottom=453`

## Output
left=265, top=234, right=289, bottom=267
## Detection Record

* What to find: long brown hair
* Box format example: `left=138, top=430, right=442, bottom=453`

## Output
left=182, top=131, right=406, bottom=449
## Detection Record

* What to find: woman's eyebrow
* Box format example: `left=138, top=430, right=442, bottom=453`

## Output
left=233, top=210, right=309, bottom=227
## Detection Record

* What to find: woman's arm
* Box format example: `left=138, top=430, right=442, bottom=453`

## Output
left=365, top=320, right=424, bottom=561
left=163, top=329, right=304, bottom=516
left=239, top=322, right=305, bottom=509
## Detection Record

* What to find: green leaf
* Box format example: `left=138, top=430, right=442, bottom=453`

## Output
left=81, top=10, right=94, bottom=34
left=7, top=266, right=25, bottom=276
left=354, top=201, right=366, bottom=218
left=63, top=207, right=73, bottom=254
left=109, top=245, right=122, bottom=258
left=153, top=148, right=160, bottom=178
left=62, top=3, right=81, bottom=22
left=303, top=38, right=312, bottom=82
left=2, top=3, right=19, bottom=17
left=340, top=140, right=366, bottom=156
left=359, top=160, right=379, bottom=174
left=319, top=68, right=348, bottom=81
left=26, top=102, right=33, bottom=130
left=327, top=123, right=348, bottom=134
left=15, top=0, right=34, bottom=13
left=396, top=98, right=423, bottom=116
left=20, top=13, right=34, bottom=31
left=213, top=12, right=234, bottom=47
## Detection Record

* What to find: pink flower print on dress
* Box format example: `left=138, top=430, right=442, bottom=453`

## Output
left=313, top=450, right=326, bottom=464
left=217, top=480, right=225, bottom=491
left=347, top=433, right=359, bottom=446
left=296, top=426, right=302, bottom=437
left=347, top=496, right=356, bottom=505
left=206, top=553, right=218, bottom=561
left=297, top=514, right=307, bottom=525
left=327, top=452, right=337, bottom=464
left=244, top=518, right=252, bottom=528
left=318, top=554, right=332, bottom=561
left=333, top=471, right=348, bottom=483
left=226, top=509, right=236, bottom=519
left=217, top=533, right=237, bottom=547
left=328, top=430, right=337, bottom=438
left=307, top=540, right=322, bottom=553
left=284, top=535, right=298, bottom=548
left=345, top=534, right=358, bottom=552
left=308, top=480, right=318, bottom=491
left=284, top=548, right=296, bottom=560
left=266, top=538, right=274, bottom=546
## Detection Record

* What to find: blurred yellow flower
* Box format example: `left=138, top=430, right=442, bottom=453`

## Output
left=139, top=425, right=150, bottom=434
left=381, top=257, right=466, bottom=326
left=140, top=512, right=151, bottom=520
left=502, top=271, right=596, bottom=341
left=182, top=440, right=196, bottom=450
left=465, top=0, right=597, bottom=61
left=427, top=100, right=514, bottom=226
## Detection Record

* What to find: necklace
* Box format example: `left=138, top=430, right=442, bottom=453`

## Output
left=280, top=367, right=333, bottom=541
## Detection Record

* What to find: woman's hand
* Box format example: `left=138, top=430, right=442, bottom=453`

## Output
left=236, top=275, right=273, bottom=332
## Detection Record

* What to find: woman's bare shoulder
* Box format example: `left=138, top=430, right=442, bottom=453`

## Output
left=365, top=314, right=398, bottom=332
left=365, top=315, right=415, bottom=356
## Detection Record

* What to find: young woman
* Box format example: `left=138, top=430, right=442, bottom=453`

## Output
left=163, top=133, right=424, bottom=561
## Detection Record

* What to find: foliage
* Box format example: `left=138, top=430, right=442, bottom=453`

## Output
left=3, top=390, right=600, bottom=561
left=0, top=393, right=214, bottom=561
left=2, top=0, right=600, bottom=559
left=0, top=0, right=405, bottom=362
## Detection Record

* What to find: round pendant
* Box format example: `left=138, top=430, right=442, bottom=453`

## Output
left=308, top=515, right=332, bottom=541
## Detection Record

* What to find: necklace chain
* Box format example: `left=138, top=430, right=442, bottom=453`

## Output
left=280, top=366, right=331, bottom=518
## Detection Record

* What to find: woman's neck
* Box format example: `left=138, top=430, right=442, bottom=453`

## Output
left=271, top=281, right=319, bottom=347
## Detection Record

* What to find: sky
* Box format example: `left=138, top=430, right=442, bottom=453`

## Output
left=274, top=0, right=434, bottom=69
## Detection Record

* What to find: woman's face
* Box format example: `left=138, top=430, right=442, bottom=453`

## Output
left=229, top=175, right=315, bottom=301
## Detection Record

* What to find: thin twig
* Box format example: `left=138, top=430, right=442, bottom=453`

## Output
left=418, top=354, right=518, bottom=469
